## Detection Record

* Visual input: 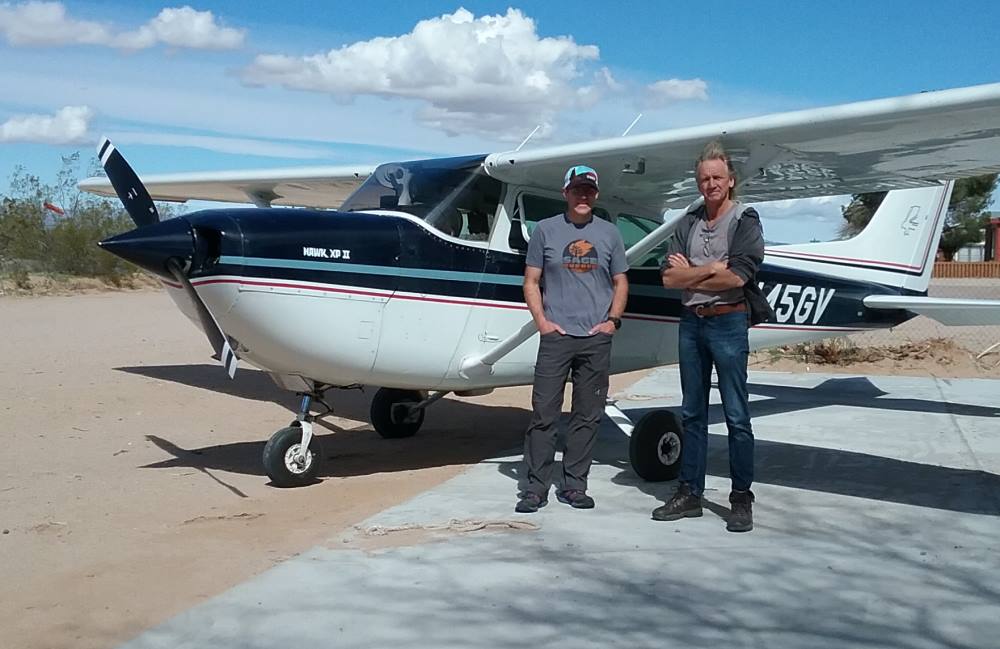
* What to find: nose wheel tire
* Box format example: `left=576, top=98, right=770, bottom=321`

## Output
left=629, top=410, right=683, bottom=482
left=371, top=388, right=425, bottom=439
left=263, top=425, right=322, bottom=487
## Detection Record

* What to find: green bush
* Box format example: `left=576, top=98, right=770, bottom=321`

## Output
left=48, top=202, right=135, bottom=280
left=0, top=197, right=48, bottom=261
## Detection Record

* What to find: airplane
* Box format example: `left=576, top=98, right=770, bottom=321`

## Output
left=81, top=81, right=1000, bottom=488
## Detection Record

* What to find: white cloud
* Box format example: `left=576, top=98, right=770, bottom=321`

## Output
left=644, top=78, right=709, bottom=107
left=0, top=105, right=92, bottom=143
left=113, top=7, right=245, bottom=50
left=0, top=1, right=110, bottom=46
left=0, top=2, right=244, bottom=50
left=242, top=7, right=602, bottom=139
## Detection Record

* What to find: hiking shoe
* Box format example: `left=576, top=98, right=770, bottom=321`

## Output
left=556, top=489, right=595, bottom=509
left=651, top=483, right=703, bottom=521
left=515, top=491, right=548, bottom=513
left=727, top=489, right=754, bottom=532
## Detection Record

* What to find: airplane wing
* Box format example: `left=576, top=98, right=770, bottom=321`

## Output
left=484, top=82, right=1000, bottom=211
left=864, top=296, right=1000, bottom=326
left=78, top=165, right=376, bottom=208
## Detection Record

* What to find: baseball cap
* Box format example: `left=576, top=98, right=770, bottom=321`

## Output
left=563, top=165, right=599, bottom=191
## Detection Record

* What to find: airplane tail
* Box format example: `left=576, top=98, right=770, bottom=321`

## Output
left=763, top=182, right=954, bottom=293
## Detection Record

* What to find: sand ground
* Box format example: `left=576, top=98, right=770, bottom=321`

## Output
left=0, top=290, right=647, bottom=649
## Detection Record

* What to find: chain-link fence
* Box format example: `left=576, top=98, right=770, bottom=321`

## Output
left=848, top=277, right=1000, bottom=359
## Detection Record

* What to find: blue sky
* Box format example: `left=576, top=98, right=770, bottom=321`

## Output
left=2, top=1, right=999, bottom=241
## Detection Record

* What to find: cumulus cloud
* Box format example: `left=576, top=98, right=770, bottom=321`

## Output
left=112, top=6, right=245, bottom=50
left=0, top=2, right=244, bottom=49
left=242, top=7, right=604, bottom=139
left=643, top=78, right=709, bottom=108
left=0, top=105, right=93, bottom=144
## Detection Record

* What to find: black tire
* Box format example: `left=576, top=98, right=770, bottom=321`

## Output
left=629, top=410, right=683, bottom=482
left=370, top=388, right=425, bottom=439
left=263, top=425, right=322, bottom=487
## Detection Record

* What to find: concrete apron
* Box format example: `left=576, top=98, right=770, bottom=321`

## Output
left=121, top=370, right=1000, bottom=649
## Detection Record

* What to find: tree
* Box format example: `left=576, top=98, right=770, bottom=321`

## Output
left=838, top=174, right=998, bottom=260
left=838, top=191, right=887, bottom=239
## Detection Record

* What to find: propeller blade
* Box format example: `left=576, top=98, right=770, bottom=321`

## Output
left=166, top=259, right=239, bottom=379
left=97, top=137, right=159, bottom=228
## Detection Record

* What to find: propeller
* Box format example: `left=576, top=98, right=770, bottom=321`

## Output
left=98, top=137, right=159, bottom=228
left=166, top=258, right=239, bottom=378
left=97, top=137, right=239, bottom=378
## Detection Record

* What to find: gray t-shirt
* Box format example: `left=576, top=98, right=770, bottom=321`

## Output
left=684, top=202, right=745, bottom=307
left=526, top=213, right=628, bottom=336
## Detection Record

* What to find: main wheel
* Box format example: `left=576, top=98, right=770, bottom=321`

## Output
left=629, top=410, right=683, bottom=482
left=263, top=425, right=322, bottom=487
left=370, top=388, right=425, bottom=439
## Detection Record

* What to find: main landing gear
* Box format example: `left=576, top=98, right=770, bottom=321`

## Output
left=605, top=401, right=684, bottom=482
left=262, top=384, right=449, bottom=487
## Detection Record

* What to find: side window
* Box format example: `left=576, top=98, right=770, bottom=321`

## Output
left=617, top=212, right=668, bottom=268
left=519, top=194, right=610, bottom=237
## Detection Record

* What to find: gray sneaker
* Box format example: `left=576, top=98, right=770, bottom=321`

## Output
left=515, top=491, right=548, bottom=513
left=556, top=489, right=595, bottom=509
left=727, top=489, right=754, bottom=532
left=651, top=483, right=703, bottom=521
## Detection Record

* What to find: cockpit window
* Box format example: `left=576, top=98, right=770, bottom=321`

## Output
left=341, top=155, right=501, bottom=241
left=519, top=193, right=610, bottom=237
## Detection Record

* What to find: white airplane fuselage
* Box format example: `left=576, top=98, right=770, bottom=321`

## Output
left=154, top=178, right=948, bottom=394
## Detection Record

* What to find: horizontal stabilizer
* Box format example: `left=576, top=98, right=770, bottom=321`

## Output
left=864, top=295, right=1000, bottom=326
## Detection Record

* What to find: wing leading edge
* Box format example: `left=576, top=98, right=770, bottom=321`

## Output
left=484, top=82, right=1000, bottom=211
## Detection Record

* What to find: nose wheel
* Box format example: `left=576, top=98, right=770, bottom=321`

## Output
left=263, top=389, right=332, bottom=487
left=263, top=423, right=322, bottom=487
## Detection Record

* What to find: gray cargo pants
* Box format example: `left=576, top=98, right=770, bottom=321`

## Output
left=520, top=332, right=613, bottom=497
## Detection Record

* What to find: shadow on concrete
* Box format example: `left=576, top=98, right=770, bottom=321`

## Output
left=121, top=365, right=999, bottom=513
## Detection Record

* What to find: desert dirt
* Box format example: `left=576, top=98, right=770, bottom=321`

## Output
left=0, top=289, right=647, bottom=649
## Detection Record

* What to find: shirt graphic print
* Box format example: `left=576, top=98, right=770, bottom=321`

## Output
left=563, top=239, right=599, bottom=272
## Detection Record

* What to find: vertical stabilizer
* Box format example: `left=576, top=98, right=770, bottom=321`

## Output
left=764, top=182, right=953, bottom=293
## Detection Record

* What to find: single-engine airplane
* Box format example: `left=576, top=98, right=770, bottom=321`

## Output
left=81, top=82, right=1000, bottom=487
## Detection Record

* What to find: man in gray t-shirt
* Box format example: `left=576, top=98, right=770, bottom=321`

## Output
left=515, top=165, right=629, bottom=513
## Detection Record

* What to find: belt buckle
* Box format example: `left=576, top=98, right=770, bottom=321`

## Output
left=694, top=304, right=707, bottom=318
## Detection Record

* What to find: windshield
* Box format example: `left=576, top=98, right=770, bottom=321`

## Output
left=341, top=155, right=502, bottom=240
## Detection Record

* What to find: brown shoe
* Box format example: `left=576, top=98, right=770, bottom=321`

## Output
left=651, top=483, right=703, bottom=521
left=727, top=490, right=754, bottom=532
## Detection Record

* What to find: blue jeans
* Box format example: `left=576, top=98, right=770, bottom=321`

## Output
left=677, top=310, right=753, bottom=496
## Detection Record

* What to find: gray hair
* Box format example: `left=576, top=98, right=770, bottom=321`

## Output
left=695, top=140, right=737, bottom=199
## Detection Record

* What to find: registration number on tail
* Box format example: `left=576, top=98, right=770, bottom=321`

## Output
left=760, top=283, right=836, bottom=324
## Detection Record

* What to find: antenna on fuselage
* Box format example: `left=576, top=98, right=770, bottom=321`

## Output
left=621, top=113, right=643, bottom=137
left=515, top=124, right=542, bottom=152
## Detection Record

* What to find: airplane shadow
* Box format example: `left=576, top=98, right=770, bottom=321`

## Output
left=610, top=376, right=1000, bottom=516
left=745, top=376, right=1000, bottom=419
left=117, top=364, right=528, bottom=480
left=120, top=365, right=1000, bottom=514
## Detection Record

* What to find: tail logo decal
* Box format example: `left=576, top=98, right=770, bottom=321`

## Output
left=901, top=205, right=923, bottom=236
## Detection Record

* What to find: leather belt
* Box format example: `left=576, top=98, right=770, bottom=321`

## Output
left=688, top=302, right=747, bottom=318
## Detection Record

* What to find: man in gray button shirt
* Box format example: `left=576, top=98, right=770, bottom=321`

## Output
left=515, top=165, right=629, bottom=513
left=653, top=141, right=766, bottom=532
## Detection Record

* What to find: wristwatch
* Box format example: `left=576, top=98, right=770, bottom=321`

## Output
left=607, top=316, right=622, bottom=330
